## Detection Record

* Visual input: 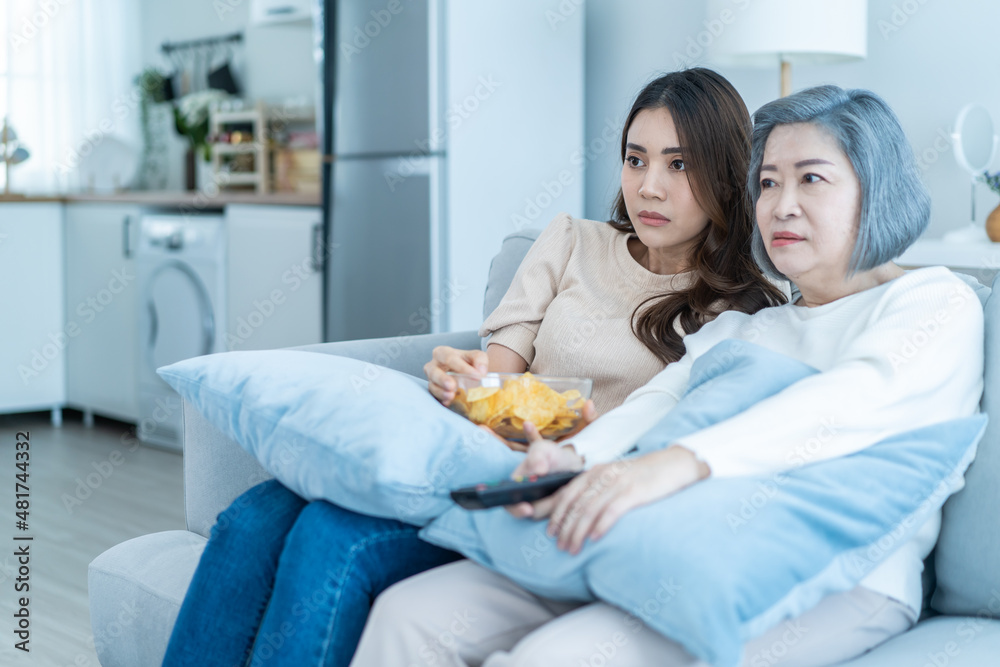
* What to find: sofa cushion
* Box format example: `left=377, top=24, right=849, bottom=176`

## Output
left=933, top=272, right=1000, bottom=617
left=158, top=350, right=524, bottom=526
left=835, top=615, right=1000, bottom=665
left=482, top=228, right=541, bottom=321
left=88, top=530, right=206, bottom=667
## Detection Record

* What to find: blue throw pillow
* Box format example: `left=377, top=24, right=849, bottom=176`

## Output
left=419, top=341, right=987, bottom=667
left=157, top=350, right=523, bottom=525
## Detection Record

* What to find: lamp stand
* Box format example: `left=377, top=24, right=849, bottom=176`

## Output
left=780, top=59, right=792, bottom=98
left=1, top=120, right=8, bottom=197
left=971, top=178, right=977, bottom=225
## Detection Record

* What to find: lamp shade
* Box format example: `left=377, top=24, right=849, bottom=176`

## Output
left=708, top=0, right=867, bottom=67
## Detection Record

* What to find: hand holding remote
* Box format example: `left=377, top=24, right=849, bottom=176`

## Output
left=449, top=422, right=585, bottom=512
left=506, top=422, right=584, bottom=519
left=449, top=471, right=580, bottom=510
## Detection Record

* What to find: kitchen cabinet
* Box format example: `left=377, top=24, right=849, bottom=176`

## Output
left=0, top=203, right=66, bottom=421
left=0, top=198, right=322, bottom=429
left=64, top=203, right=143, bottom=423
left=225, top=205, right=323, bottom=351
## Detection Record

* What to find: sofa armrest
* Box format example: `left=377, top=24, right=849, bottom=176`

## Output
left=289, top=330, right=482, bottom=378
left=182, top=399, right=272, bottom=538
left=182, top=330, right=481, bottom=537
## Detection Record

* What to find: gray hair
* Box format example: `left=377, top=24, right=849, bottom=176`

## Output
left=748, top=85, right=930, bottom=278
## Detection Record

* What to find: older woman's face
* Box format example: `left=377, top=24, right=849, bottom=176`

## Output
left=756, top=123, right=861, bottom=284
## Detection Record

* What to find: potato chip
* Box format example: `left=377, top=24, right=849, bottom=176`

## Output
left=469, top=391, right=502, bottom=424
left=466, top=386, right=500, bottom=402
left=511, top=389, right=561, bottom=430
left=560, top=389, right=582, bottom=401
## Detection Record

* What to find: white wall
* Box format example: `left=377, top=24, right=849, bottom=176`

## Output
left=583, top=0, right=1000, bottom=240
left=445, top=0, right=585, bottom=331
left=583, top=1, right=705, bottom=221
left=139, top=0, right=316, bottom=190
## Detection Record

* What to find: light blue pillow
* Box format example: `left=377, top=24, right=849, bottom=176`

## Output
left=420, top=341, right=987, bottom=667
left=157, top=350, right=523, bottom=525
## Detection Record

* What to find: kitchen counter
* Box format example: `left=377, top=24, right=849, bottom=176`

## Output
left=0, top=191, right=320, bottom=207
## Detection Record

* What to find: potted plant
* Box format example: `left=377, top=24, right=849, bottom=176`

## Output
left=173, top=89, right=230, bottom=190
left=135, top=68, right=169, bottom=190
left=978, top=170, right=1000, bottom=242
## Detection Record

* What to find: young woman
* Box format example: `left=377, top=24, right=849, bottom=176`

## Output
left=162, top=68, right=787, bottom=667
left=349, top=85, right=984, bottom=667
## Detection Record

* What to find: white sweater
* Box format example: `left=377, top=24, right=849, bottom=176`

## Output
left=566, top=266, right=985, bottom=616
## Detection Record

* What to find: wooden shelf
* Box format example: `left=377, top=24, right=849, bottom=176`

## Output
left=222, top=173, right=263, bottom=185
left=213, top=144, right=259, bottom=155
left=898, top=239, right=1000, bottom=270
left=0, top=192, right=320, bottom=207
left=209, top=102, right=269, bottom=194
left=211, top=109, right=263, bottom=123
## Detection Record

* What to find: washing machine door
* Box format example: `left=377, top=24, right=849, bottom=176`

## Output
left=144, top=259, right=216, bottom=374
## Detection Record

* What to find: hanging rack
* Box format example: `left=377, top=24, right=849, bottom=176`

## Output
left=161, top=32, right=243, bottom=56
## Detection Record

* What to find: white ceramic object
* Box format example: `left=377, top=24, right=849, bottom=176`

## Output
left=76, top=135, right=140, bottom=193
left=942, top=222, right=991, bottom=244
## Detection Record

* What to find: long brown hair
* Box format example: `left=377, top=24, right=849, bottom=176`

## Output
left=609, top=68, right=786, bottom=364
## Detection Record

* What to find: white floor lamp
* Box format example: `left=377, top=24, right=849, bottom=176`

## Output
left=707, top=0, right=868, bottom=97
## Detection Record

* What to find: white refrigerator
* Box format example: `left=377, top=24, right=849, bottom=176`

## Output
left=317, top=0, right=585, bottom=339
left=320, top=0, right=443, bottom=342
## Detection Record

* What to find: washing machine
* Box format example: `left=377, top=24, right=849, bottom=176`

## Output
left=136, top=214, right=226, bottom=450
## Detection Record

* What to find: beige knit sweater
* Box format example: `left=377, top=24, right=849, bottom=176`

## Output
left=479, top=213, right=696, bottom=415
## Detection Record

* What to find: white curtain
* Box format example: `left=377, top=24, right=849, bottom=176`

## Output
left=2, top=0, right=142, bottom=193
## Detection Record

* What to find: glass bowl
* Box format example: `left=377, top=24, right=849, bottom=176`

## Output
left=446, top=372, right=593, bottom=442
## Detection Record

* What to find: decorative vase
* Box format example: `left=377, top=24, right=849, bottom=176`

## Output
left=987, top=204, right=1000, bottom=243
left=184, top=147, right=196, bottom=191
left=195, top=156, right=213, bottom=192
left=184, top=147, right=214, bottom=192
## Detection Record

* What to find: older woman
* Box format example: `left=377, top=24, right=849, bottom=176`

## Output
left=350, top=86, right=984, bottom=666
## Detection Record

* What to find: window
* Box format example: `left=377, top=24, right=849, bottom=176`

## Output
left=3, top=0, right=140, bottom=193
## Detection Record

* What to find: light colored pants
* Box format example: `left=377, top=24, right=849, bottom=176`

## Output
left=350, top=560, right=916, bottom=667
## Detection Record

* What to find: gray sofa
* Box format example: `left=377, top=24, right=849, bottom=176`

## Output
left=88, top=228, right=1000, bottom=665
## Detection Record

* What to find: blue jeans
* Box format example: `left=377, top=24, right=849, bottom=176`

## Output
left=162, top=479, right=462, bottom=666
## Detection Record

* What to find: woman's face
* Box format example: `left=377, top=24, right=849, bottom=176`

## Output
left=621, top=107, right=711, bottom=257
left=756, top=122, right=862, bottom=284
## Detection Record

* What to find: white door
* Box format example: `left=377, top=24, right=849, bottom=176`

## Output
left=225, top=205, right=322, bottom=350
left=64, top=203, right=141, bottom=421
left=0, top=204, right=65, bottom=412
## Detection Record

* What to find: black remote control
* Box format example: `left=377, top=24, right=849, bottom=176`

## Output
left=450, top=471, right=580, bottom=510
